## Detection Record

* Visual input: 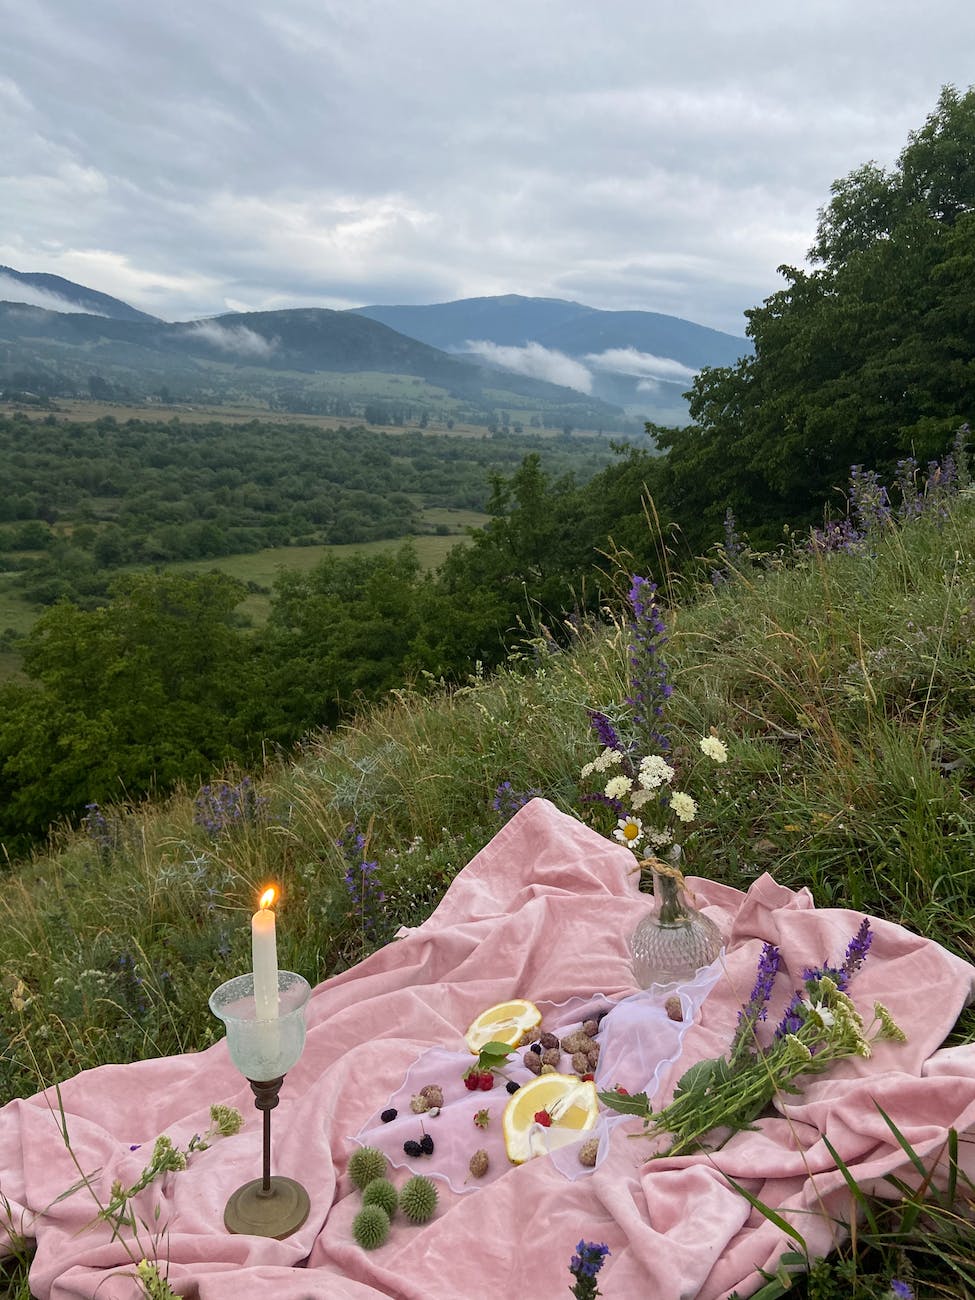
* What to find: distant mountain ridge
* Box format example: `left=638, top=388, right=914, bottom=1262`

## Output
left=352, top=294, right=749, bottom=420
left=353, top=293, right=746, bottom=369
left=0, top=267, right=747, bottom=425
left=0, top=278, right=624, bottom=428
left=0, top=265, right=159, bottom=322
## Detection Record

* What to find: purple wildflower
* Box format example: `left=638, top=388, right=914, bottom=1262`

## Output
left=625, top=575, right=672, bottom=754
left=889, top=1281, right=914, bottom=1300
left=492, top=781, right=541, bottom=822
left=338, top=825, right=387, bottom=940
left=580, top=790, right=627, bottom=819
left=194, top=778, right=267, bottom=837
left=723, top=508, right=742, bottom=563
left=848, top=464, right=892, bottom=533
left=587, top=709, right=626, bottom=755
left=731, top=943, right=780, bottom=1061
left=841, top=917, right=873, bottom=978
left=82, top=801, right=116, bottom=852
left=569, top=1241, right=610, bottom=1298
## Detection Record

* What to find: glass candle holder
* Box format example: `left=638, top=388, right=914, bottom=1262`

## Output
left=209, top=971, right=312, bottom=1238
left=210, top=970, right=311, bottom=1080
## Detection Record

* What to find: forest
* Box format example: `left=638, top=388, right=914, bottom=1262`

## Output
left=0, top=84, right=971, bottom=851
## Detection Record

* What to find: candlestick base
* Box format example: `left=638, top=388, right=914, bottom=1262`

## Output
left=224, top=1174, right=310, bottom=1239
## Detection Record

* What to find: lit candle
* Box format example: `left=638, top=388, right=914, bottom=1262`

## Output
left=252, top=887, right=279, bottom=1020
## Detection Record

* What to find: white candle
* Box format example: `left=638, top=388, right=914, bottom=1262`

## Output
left=252, top=887, right=279, bottom=1020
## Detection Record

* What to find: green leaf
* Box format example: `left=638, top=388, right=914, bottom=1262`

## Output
left=476, top=1041, right=515, bottom=1068
left=673, top=1055, right=730, bottom=1098
left=597, top=1089, right=651, bottom=1117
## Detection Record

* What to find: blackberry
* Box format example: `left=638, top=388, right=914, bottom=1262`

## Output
left=403, top=1139, right=423, bottom=1158
left=506, top=1080, right=520, bottom=1094
left=380, top=1108, right=397, bottom=1123
left=529, top=1043, right=542, bottom=1055
left=419, top=1133, right=435, bottom=1155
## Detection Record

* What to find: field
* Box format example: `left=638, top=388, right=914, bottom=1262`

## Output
left=0, top=507, right=489, bottom=659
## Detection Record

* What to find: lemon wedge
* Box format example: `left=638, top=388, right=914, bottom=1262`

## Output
left=502, top=1073, right=599, bottom=1164
left=464, top=999, right=542, bottom=1054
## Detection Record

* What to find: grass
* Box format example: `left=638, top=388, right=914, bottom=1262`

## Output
left=1, top=490, right=974, bottom=1296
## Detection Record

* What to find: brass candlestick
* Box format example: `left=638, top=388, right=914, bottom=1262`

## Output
left=209, top=972, right=312, bottom=1239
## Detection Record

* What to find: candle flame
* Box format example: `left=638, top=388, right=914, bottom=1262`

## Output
left=259, top=886, right=277, bottom=910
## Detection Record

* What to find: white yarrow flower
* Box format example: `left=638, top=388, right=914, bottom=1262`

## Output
left=638, top=755, right=675, bottom=789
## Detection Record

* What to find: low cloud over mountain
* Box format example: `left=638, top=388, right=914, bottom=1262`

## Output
left=0, top=272, right=105, bottom=316
left=180, top=319, right=278, bottom=357
left=463, top=339, right=699, bottom=396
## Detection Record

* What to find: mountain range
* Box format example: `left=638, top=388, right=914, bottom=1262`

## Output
left=0, top=265, right=749, bottom=427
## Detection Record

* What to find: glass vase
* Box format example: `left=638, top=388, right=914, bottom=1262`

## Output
left=630, top=865, right=723, bottom=988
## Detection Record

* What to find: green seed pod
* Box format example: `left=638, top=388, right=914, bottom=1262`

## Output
left=348, top=1145, right=387, bottom=1190
left=399, top=1174, right=438, bottom=1224
left=352, top=1204, right=390, bottom=1250
left=362, top=1177, right=398, bottom=1218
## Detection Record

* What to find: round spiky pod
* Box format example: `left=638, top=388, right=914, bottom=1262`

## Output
left=352, top=1204, right=390, bottom=1250
left=349, top=1146, right=387, bottom=1190
left=399, top=1174, right=438, bottom=1223
left=362, top=1177, right=398, bottom=1218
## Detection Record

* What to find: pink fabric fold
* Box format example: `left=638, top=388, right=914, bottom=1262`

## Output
left=1, top=798, right=973, bottom=1299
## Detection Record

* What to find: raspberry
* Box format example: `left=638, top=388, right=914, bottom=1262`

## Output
left=506, top=1080, right=520, bottom=1094
left=419, top=1134, right=434, bottom=1155
left=464, top=1074, right=479, bottom=1091
left=533, top=1110, right=552, bottom=1127
left=380, top=1108, right=397, bottom=1123
left=403, top=1139, right=423, bottom=1157
left=615, top=1086, right=629, bottom=1096
left=581, top=1072, right=595, bottom=1082
left=478, top=1073, right=493, bottom=1091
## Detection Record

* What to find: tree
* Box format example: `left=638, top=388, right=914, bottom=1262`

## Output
left=0, top=572, right=258, bottom=841
left=659, top=84, right=975, bottom=552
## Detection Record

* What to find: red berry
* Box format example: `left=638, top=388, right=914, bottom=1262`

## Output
left=478, top=1073, right=493, bottom=1090
left=533, top=1110, right=552, bottom=1127
left=581, top=1073, right=595, bottom=1082
left=464, top=1075, right=478, bottom=1091
left=615, top=1086, right=629, bottom=1095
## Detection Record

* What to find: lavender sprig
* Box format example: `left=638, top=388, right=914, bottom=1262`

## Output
left=730, top=942, right=781, bottom=1066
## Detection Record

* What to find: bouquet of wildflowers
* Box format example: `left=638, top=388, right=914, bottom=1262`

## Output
left=581, top=575, right=728, bottom=858
left=601, top=919, right=906, bottom=1154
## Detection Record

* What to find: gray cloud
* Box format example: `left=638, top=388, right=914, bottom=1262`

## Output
left=2, top=2, right=973, bottom=333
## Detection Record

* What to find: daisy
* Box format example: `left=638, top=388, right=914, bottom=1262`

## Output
left=614, top=816, right=643, bottom=848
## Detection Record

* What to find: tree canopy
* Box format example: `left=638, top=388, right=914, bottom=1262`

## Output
left=658, top=84, right=975, bottom=551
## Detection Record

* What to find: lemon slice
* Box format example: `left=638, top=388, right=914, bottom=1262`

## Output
left=464, top=999, right=542, bottom=1054
left=502, top=1073, right=599, bottom=1164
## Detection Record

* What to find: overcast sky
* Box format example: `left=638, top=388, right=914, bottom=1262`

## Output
left=2, top=0, right=972, bottom=337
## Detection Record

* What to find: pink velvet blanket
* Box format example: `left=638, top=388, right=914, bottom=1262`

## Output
left=3, top=799, right=974, bottom=1299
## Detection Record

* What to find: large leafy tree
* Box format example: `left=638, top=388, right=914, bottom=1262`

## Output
left=0, top=571, right=258, bottom=842
left=659, top=84, right=975, bottom=552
